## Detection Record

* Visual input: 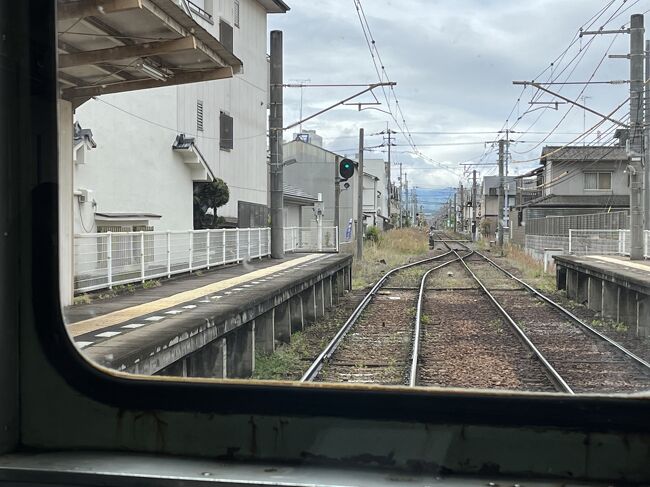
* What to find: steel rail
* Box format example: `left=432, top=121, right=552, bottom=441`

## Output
left=475, top=250, right=650, bottom=373
left=300, top=250, right=456, bottom=382
left=409, top=252, right=474, bottom=387
left=451, top=249, right=574, bottom=394
left=444, top=231, right=650, bottom=382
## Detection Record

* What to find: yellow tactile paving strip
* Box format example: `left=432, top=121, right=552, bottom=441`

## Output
left=67, top=254, right=323, bottom=338
left=586, top=255, right=650, bottom=272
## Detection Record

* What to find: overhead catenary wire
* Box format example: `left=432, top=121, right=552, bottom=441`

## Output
left=351, top=0, right=460, bottom=178
left=492, top=0, right=633, bottom=147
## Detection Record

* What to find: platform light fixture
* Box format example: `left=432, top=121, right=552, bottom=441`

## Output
left=134, top=60, right=170, bottom=82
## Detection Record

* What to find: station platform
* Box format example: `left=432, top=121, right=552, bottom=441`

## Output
left=553, top=254, right=650, bottom=337
left=64, top=252, right=352, bottom=378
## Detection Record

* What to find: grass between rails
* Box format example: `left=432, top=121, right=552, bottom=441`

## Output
left=254, top=228, right=429, bottom=381
left=352, top=228, right=430, bottom=289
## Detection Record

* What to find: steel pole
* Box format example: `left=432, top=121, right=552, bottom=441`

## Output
left=498, top=139, right=505, bottom=248
left=645, top=39, right=650, bottom=231
left=399, top=163, right=403, bottom=227
left=630, top=14, right=644, bottom=259
left=459, top=183, right=464, bottom=233
left=453, top=191, right=457, bottom=233
left=334, top=155, right=341, bottom=241
left=269, top=30, right=284, bottom=258
left=472, top=169, right=477, bottom=241
left=356, top=128, right=364, bottom=259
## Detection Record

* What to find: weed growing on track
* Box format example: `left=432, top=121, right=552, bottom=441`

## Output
left=253, top=331, right=310, bottom=380
left=499, top=244, right=556, bottom=292
left=352, top=228, right=429, bottom=289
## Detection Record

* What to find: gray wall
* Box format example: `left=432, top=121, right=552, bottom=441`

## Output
left=544, top=160, right=628, bottom=196
left=283, top=141, right=356, bottom=242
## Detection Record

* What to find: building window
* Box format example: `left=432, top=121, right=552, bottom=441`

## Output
left=220, top=111, right=233, bottom=150
left=488, top=187, right=497, bottom=196
left=584, top=171, right=612, bottom=190
left=197, top=100, right=204, bottom=132
left=234, top=0, right=240, bottom=27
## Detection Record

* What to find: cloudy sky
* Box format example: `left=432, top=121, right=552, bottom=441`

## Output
left=269, top=0, right=646, bottom=195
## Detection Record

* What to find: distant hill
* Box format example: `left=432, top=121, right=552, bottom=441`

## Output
left=411, top=187, right=456, bottom=215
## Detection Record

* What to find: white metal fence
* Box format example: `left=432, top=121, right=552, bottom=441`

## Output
left=75, top=228, right=271, bottom=293
left=74, top=226, right=341, bottom=294
left=567, top=229, right=650, bottom=258
left=283, top=226, right=339, bottom=253
left=524, top=235, right=570, bottom=260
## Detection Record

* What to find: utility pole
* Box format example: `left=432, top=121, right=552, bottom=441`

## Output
left=504, top=130, right=510, bottom=233
left=399, top=162, right=403, bottom=228
left=630, top=14, right=644, bottom=260
left=580, top=95, right=592, bottom=145
left=334, top=155, right=341, bottom=236
left=472, top=170, right=477, bottom=241
left=498, top=139, right=505, bottom=248
left=269, top=30, right=284, bottom=259
left=453, top=191, right=457, bottom=233
left=356, top=128, right=364, bottom=259
left=404, top=173, right=409, bottom=226
left=445, top=199, right=451, bottom=228
left=385, top=125, right=395, bottom=226
left=459, top=183, right=464, bottom=233
left=645, top=39, right=650, bottom=231
left=580, top=14, right=645, bottom=256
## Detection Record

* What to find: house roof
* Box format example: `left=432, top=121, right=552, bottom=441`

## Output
left=73, top=122, right=96, bottom=148
left=257, top=0, right=290, bottom=13
left=517, top=194, right=629, bottom=209
left=283, top=183, right=318, bottom=205
left=284, top=139, right=351, bottom=160
left=515, top=166, right=543, bottom=179
left=172, top=133, right=216, bottom=181
left=540, top=145, right=628, bottom=163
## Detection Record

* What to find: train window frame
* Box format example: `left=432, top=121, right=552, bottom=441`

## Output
left=20, top=0, right=650, bottom=437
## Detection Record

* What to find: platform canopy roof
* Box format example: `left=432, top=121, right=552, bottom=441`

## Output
left=257, top=0, right=290, bottom=13
left=57, top=0, right=243, bottom=102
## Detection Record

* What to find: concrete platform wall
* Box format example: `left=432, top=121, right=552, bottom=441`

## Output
left=155, top=262, right=352, bottom=379
left=557, top=262, right=650, bottom=338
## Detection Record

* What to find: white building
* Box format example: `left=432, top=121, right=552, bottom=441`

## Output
left=283, top=134, right=391, bottom=241
left=73, top=0, right=289, bottom=234
left=56, top=0, right=288, bottom=306
left=357, top=157, right=389, bottom=230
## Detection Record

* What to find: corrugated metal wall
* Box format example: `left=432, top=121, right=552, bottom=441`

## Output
left=526, top=210, right=629, bottom=236
left=237, top=201, right=269, bottom=228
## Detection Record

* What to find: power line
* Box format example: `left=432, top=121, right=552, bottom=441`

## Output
left=351, top=0, right=461, bottom=178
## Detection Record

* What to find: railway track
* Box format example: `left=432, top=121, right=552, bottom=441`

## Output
left=420, top=232, right=650, bottom=393
left=301, top=230, right=650, bottom=393
left=300, top=250, right=467, bottom=384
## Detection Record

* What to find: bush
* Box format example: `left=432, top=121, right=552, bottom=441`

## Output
left=365, top=226, right=380, bottom=243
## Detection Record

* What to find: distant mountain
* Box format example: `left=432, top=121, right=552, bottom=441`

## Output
left=410, top=187, right=456, bottom=215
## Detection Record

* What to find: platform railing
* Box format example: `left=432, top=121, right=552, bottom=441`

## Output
left=74, top=228, right=271, bottom=293
left=568, top=229, right=650, bottom=258
left=283, top=226, right=339, bottom=253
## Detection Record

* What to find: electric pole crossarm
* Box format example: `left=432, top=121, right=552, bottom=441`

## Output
left=283, top=82, right=396, bottom=131
left=512, top=81, right=628, bottom=127
left=580, top=29, right=630, bottom=36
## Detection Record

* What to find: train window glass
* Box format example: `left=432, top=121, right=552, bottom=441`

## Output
left=59, top=0, right=650, bottom=398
